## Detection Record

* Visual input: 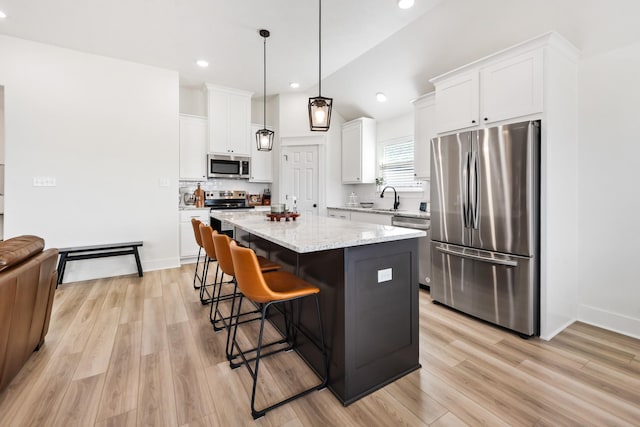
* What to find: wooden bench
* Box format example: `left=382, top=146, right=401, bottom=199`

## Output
left=56, top=241, right=143, bottom=286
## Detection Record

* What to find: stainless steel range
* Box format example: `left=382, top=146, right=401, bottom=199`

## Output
left=207, top=190, right=254, bottom=236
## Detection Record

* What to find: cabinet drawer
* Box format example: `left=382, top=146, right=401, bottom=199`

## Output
left=180, top=210, right=210, bottom=223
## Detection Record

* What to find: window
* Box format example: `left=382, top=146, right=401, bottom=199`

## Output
left=378, top=138, right=422, bottom=190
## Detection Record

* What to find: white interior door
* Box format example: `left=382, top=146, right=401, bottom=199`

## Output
left=281, top=145, right=319, bottom=216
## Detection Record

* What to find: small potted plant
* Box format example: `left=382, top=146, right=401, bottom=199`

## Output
left=375, top=177, right=385, bottom=192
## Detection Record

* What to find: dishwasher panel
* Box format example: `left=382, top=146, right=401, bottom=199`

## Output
left=391, top=215, right=431, bottom=287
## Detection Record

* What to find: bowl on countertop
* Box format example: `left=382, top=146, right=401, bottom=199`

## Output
left=360, top=202, right=374, bottom=208
left=271, top=204, right=285, bottom=214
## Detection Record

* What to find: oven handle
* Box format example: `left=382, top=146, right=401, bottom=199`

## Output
left=436, top=245, right=518, bottom=267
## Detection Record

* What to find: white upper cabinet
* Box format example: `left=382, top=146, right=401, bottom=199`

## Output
left=179, top=114, right=207, bottom=180
left=480, top=50, right=543, bottom=124
left=435, top=71, right=479, bottom=133
left=249, top=124, right=273, bottom=183
left=342, top=117, right=376, bottom=184
left=432, top=45, right=544, bottom=134
left=413, top=92, right=436, bottom=179
left=205, top=84, right=253, bottom=156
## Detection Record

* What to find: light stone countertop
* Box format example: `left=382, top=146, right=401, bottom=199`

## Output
left=211, top=211, right=425, bottom=253
left=179, top=206, right=210, bottom=211
left=327, top=206, right=430, bottom=220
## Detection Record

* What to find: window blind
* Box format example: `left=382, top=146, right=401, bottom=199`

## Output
left=380, top=140, right=421, bottom=189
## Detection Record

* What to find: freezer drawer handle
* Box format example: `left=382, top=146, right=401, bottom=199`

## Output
left=436, top=246, right=518, bottom=267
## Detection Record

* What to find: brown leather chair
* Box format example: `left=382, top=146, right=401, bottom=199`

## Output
left=0, top=236, right=58, bottom=392
left=228, top=240, right=327, bottom=419
left=210, top=232, right=280, bottom=336
left=198, top=223, right=220, bottom=304
left=190, top=218, right=205, bottom=289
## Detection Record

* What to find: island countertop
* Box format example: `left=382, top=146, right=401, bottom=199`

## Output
left=210, top=211, right=425, bottom=253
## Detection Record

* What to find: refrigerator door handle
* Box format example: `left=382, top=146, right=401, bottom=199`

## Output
left=471, top=150, right=479, bottom=229
left=436, top=245, right=518, bottom=267
left=463, top=151, right=471, bottom=228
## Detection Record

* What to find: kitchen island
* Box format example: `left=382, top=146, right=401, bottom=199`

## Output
left=211, top=211, right=425, bottom=405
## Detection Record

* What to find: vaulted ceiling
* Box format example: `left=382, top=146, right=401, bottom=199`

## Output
left=1, top=0, right=639, bottom=121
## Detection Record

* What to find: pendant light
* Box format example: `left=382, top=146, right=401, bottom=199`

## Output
left=308, top=0, right=333, bottom=132
left=256, top=29, right=274, bottom=151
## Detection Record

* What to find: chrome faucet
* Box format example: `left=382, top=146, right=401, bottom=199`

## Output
left=380, top=186, right=400, bottom=210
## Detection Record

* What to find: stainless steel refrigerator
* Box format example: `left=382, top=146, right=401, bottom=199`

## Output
left=430, top=120, right=540, bottom=336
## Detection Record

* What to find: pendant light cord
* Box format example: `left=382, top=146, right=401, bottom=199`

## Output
left=263, top=34, right=267, bottom=129
left=318, top=0, right=322, bottom=97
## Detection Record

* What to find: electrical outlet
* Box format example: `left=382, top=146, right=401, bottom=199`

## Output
left=33, top=176, right=57, bottom=187
left=377, top=268, right=392, bottom=283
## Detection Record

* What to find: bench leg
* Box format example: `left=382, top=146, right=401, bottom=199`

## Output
left=133, top=247, right=143, bottom=277
left=57, top=252, right=68, bottom=288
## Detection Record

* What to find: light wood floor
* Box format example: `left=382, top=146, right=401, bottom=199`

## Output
left=1, top=264, right=639, bottom=426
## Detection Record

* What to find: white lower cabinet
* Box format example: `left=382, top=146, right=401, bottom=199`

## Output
left=327, top=208, right=350, bottom=220
left=350, top=211, right=392, bottom=226
left=180, top=210, right=210, bottom=260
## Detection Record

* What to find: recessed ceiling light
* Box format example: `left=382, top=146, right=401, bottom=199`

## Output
left=397, top=0, right=415, bottom=9
left=196, top=60, right=209, bottom=68
left=289, top=82, right=300, bottom=89
left=0, top=10, right=7, bottom=19
left=376, top=92, right=387, bottom=102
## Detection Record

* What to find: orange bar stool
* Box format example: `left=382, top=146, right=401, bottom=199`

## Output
left=190, top=218, right=206, bottom=289
left=228, top=240, right=328, bottom=419
left=210, top=232, right=281, bottom=338
left=198, top=223, right=226, bottom=304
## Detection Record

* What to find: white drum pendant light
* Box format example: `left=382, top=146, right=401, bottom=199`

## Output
left=256, top=29, right=274, bottom=151
left=308, top=0, right=333, bottom=131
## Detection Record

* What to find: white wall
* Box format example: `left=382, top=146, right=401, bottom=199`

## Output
left=273, top=93, right=345, bottom=212
left=343, top=112, right=428, bottom=211
left=179, top=86, right=207, bottom=116
left=577, top=40, right=640, bottom=338
left=0, top=35, right=180, bottom=281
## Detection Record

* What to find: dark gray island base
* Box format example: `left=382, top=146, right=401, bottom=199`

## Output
left=235, top=229, right=421, bottom=405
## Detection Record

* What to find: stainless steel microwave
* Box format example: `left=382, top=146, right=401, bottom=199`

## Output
left=207, top=154, right=250, bottom=179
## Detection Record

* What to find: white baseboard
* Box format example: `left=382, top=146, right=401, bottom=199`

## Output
left=578, top=304, right=640, bottom=340
left=540, top=318, right=576, bottom=341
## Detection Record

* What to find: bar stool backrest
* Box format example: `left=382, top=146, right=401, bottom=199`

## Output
left=229, top=241, right=277, bottom=304
left=191, top=218, right=204, bottom=248
left=212, top=232, right=234, bottom=277
left=199, top=224, right=217, bottom=260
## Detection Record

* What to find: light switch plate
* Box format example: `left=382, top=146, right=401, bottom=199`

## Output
left=159, top=179, right=170, bottom=187
left=377, top=268, right=392, bottom=283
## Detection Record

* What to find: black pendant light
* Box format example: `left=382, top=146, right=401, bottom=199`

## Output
left=308, top=0, right=333, bottom=131
left=256, top=29, right=274, bottom=151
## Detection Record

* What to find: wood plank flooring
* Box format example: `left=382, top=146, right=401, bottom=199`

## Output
left=1, top=264, right=639, bottom=426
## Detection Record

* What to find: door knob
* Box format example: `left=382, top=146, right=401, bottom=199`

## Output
left=313, top=204, right=317, bottom=208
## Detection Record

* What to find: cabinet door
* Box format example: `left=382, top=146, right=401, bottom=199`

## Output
left=180, top=212, right=210, bottom=259
left=227, top=93, right=251, bottom=156
left=435, top=71, right=479, bottom=133
left=327, top=209, right=350, bottom=220
left=350, top=211, right=392, bottom=225
left=179, top=115, right=207, bottom=180
left=249, top=124, right=273, bottom=182
left=413, top=94, right=435, bottom=179
left=208, top=91, right=229, bottom=154
left=206, top=85, right=252, bottom=156
left=342, top=122, right=362, bottom=183
left=481, top=50, right=543, bottom=124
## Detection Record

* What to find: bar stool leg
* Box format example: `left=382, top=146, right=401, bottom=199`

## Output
left=200, top=261, right=219, bottom=305
left=193, top=247, right=202, bottom=289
